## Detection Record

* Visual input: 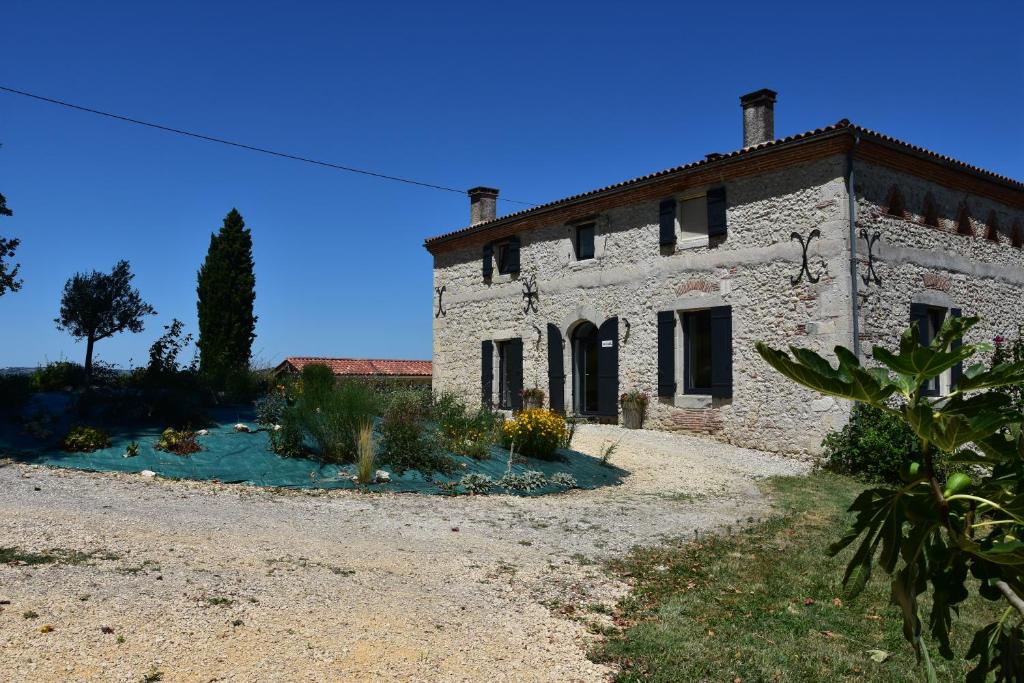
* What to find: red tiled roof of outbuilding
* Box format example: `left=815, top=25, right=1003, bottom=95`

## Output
left=275, top=357, right=432, bottom=377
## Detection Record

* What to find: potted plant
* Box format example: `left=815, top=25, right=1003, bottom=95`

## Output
left=619, top=391, right=648, bottom=429
left=521, top=387, right=545, bottom=410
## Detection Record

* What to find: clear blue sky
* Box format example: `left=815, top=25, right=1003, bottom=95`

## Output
left=2, top=0, right=1021, bottom=368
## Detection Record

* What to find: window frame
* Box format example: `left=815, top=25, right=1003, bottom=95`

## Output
left=574, top=222, right=596, bottom=261
left=495, top=241, right=513, bottom=274
left=497, top=340, right=512, bottom=409
left=681, top=309, right=714, bottom=395
left=920, top=306, right=948, bottom=397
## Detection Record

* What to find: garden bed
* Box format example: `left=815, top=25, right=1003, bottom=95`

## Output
left=0, top=398, right=624, bottom=495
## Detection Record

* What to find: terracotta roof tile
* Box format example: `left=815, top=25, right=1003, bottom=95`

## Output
left=278, top=357, right=432, bottom=377
left=424, top=119, right=1023, bottom=248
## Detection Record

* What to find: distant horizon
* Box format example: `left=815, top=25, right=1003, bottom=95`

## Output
left=2, top=0, right=1021, bottom=368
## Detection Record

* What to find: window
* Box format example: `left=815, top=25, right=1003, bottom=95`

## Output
left=682, top=310, right=713, bottom=394
left=912, top=303, right=961, bottom=397
left=921, top=307, right=946, bottom=396
left=496, top=242, right=512, bottom=274
left=679, top=196, right=709, bottom=241
left=497, top=341, right=512, bottom=408
left=575, top=223, right=595, bottom=260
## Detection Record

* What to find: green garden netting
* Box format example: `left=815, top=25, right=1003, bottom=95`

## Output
left=1, top=397, right=625, bottom=495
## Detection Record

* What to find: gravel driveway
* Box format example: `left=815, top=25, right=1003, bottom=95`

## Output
left=0, top=425, right=808, bottom=682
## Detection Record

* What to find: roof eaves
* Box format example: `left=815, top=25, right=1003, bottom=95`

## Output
left=423, top=120, right=855, bottom=248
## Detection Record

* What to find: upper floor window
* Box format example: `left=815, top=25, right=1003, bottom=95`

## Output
left=679, top=196, right=709, bottom=241
left=658, top=187, right=727, bottom=248
left=575, top=223, right=596, bottom=260
left=483, top=236, right=521, bottom=279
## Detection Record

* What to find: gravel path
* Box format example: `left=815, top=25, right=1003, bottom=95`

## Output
left=0, top=425, right=808, bottom=682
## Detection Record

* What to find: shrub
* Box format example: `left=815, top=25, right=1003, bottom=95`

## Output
left=459, top=473, right=495, bottom=495
left=550, top=472, right=578, bottom=489
left=498, top=470, right=547, bottom=492
left=500, top=409, right=567, bottom=459
left=299, top=363, right=335, bottom=402
left=821, top=403, right=954, bottom=484
left=0, top=373, right=32, bottom=412
left=31, top=361, right=86, bottom=391
left=379, top=394, right=454, bottom=475
left=155, top=428, right=201, bottom=455
left=293, top=379, right=378, bottom=464
left=433, top=393, right=502, bottom=460
left=60, top=425, right=111, bottom=452
left=254, top=391, right=287, bottom=427
left=269, top=416, right=306, bottom=457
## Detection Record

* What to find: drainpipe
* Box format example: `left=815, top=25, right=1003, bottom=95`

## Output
left=846, top=133, right=861, bottom=358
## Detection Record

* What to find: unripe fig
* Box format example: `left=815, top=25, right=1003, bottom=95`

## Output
left=943, top=473, right=972, bottom=498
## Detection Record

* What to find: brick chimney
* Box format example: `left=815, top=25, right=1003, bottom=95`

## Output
left=468, top=187, right=499, bottom=225
left=740, top=89, right=777, bottom=147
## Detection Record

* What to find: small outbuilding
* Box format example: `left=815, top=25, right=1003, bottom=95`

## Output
left=273, top=357, right=432, bottom=386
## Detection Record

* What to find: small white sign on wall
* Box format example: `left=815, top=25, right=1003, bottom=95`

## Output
left=601, top=339, right=613, bottom=348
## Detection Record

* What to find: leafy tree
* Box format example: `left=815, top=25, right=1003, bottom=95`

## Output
left=757, top=317, right=1024, bottom=682
left=0, top=191, right=22, bottom=296
left=146, top=318, right=196, bottom=377
left=55, top=260, right=156, bottom=385
left=196, top=208, right=256, bottom=387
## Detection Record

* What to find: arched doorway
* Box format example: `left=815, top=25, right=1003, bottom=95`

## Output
left=570, top=317, right=618, bottom=419
left=571, top=322, right=600, bottom=414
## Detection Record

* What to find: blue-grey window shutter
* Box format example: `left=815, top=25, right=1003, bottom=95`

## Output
left=659, top=199, right=677, bottom=246
left=710, top=306, right=733, bottom=398
left=481, top=341, right=493, bottom=407
left=950, top=307, right=963, bottom=387
left=707, top=187, right=727, bottom=237
left=506, top=236, right=521, bottom=274
left=597, top=317, right=619, bottom=417
left=657, top=311, right=676, bottom=397
left=507, top=338, right=523, bottom=410
left=547, top=324, right=565, bottom=414
left=482, top=243, right=493, bottom=280
left=910, top=302, right=930, bottom=344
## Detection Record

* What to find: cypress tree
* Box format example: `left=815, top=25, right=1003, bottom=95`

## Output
left=196, top=208, right=257, bottom=386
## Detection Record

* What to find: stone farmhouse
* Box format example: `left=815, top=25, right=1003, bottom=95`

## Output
left=424, top=90, right=1024, bottom=455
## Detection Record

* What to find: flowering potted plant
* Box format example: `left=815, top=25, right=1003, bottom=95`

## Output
left=619, top=391, right=648, bottom=429
left=521, top=387, right=546, bottom=410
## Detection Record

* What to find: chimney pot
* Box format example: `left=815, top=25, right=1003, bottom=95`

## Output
left=468, top=186, right=499, bottom=225
left=739, top=88, right=777, bottom=147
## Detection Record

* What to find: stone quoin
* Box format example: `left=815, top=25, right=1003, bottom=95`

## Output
left=424, top=90, right=1024, bottom=456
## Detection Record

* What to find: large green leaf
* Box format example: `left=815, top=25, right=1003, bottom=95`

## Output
left=755, top=343, right=898, bottom=405
left=956, top=361, right=1024, bottom=393
left=873, top=344, right=977, bottom=383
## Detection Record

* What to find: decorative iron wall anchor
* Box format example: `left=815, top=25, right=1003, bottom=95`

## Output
left=790, top=229, right=822, bottom=285
left=531, top=323, right=543, bottom=348
left=522, top=275, right=539, bottom=314
left=859, top=228, right=882, bottom=287
left=434, top=285, right=446, bottom=318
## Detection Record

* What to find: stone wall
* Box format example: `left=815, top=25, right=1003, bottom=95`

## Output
left=433, top=156, right=856, bottom=455
left=853, top=162, right=1024, bottom=365
left=431, top=150, right=1024, bottom=458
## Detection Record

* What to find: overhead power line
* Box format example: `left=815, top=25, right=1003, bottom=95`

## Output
left=0, top=84, right=536, bottom=206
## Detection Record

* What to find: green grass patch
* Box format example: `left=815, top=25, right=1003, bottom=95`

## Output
left=0, top=546, right=119, bottom=566
left=592, top=473, right=1002, bottom=682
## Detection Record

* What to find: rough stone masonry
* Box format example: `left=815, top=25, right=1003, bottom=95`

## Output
left=424, top=90, right=1024, bottom=456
